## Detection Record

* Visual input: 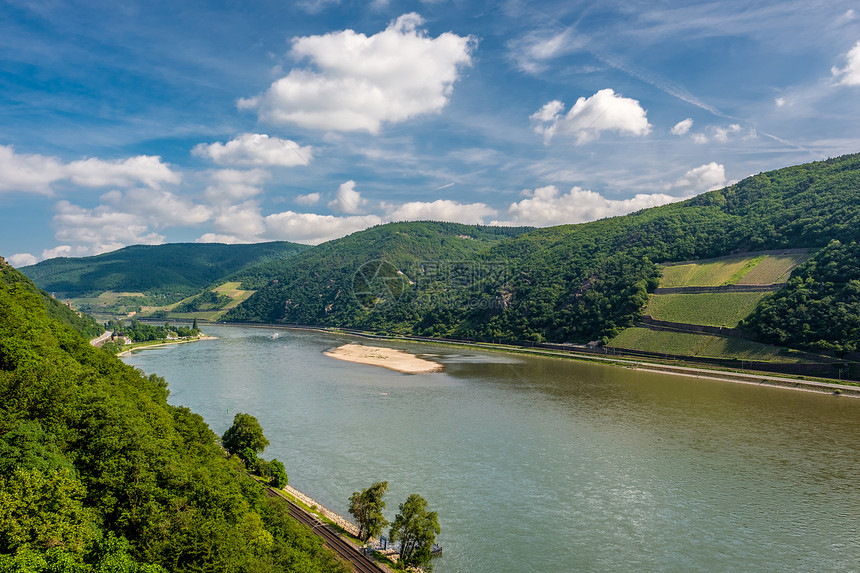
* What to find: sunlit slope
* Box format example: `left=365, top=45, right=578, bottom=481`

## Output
left=227, top=153, right=860, bottom=348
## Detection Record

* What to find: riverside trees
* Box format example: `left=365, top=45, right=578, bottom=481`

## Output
left=389, top=494, right=440, bottom=570
left=349, top=481, right=389, bottom=542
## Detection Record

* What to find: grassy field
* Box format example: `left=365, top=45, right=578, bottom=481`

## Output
left=645, top=292, right=769, bottom=327
left=736, top=253, right=808, bottom=284
left=659, top=256, right=759, bottom=287
left=608, top=327, right=814, bottom=363
left=659, top=252, right=808, bottom=287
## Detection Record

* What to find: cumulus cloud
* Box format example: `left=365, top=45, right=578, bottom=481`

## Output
left=0, top=144, right=179, bottom=194
left=531, top=89, right=651, bottom=144
left=832, top=40, right=860, bottom=86
left=384, top=199, right=497, bottom=224
left=264, top=211, right=383, bottom=244
left=671, top=118, right=693, bottom=136
left=203, top=169, right=270, bottom=202
left=670, top=162, right=727, bottom=193
left=713, top=124, right=742, bottom=143
left=192, top=133, right=312, bottom=167
left=328, top=180, right=368, bottom=213
left=238, top=13, right=475, bottom=133
left=295, top=192, right=321, bottom=205
left=211, top=201, right=266, bottom=241
left=9, top=253, right=39, bottom=267
left=52, top=200, right=165, bottom=255
left=491, top=185, right=680, bottom=227
left=508, top=29, right=584, bottom=74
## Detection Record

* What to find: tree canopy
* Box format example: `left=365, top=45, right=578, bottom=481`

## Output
left=222, top=413, right=270, bottom=459
left=389, top=494, right=440, bottom=569
left=0, top=257, right=347, bottom=573
left=348, top=481, right=389, bottom=543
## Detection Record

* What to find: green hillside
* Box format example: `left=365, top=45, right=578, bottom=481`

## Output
left=0, top=258, right=347, bottom=571
left=226, top=153, right=860, bottom=348
left=223, top=221, right=533, bottom=333
left=746, top=240, right=860, bottom=354
left=20, top=242, right=311, bottom=303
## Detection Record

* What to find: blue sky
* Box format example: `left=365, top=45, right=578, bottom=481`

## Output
left=2, top=0, right=860, bottom=265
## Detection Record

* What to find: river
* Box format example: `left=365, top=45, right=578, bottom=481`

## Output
left=123, top=325, right=860, bottom=572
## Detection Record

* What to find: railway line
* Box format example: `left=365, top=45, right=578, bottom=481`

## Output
left=265, top=487, right=388, bottom=573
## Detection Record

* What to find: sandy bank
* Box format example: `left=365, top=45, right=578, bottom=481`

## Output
left=324, top=343, right=442, bottom=374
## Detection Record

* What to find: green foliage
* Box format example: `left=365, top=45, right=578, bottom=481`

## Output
left=646, top=292, right=769, bottom=327
left=0, top=262, right=348, bottom=572
left=269, top=459, right=287, bottom=489
left=0, top=258, right=102, bottom=339
left=389, top=494, right=439, bottom=570
left=106, top=319, right=197, bottom=343
left=222, top=413, right=270, bottom=458
left=348, top=482, right=389, bottom=543
left=745, top=240, right=860, bottom=354
left=172, top=290, right=232, bottom=313
left=19, top=242, right=310, bottom=303
left=220, top=154, right=860, bottom=346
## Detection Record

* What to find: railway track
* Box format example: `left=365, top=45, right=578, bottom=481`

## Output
left=265, top=487, right=388, bottom=573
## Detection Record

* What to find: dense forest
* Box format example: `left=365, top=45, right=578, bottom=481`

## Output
left=0, top=257, right=348, bottom=572
left=224, top=154, right=860, bottom=347
left=745, top=240, right=860, bottom=354
left=19, top=242, right=310, bottom=303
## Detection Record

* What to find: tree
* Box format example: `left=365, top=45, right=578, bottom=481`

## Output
left=222, top=413, right=269, bottom=459
left=269, top=459, right=288, bottom=488
left=192, top=318, right=199, bottom=331
left=348, top=482, right=389, bottom=542
left=389, top=494, right=440, bottom=569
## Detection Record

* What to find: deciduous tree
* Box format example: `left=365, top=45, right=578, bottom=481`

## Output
left=389, top=493, right=440, bottom=569
left=348, top=481, right=388, bottom=542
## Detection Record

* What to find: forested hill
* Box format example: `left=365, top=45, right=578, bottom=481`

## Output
left=0, top=256, right=102, bottom=338
left=19, top=241, right=311, bottom=302
left=225, top=153, right=860, bottom=346
left=0, top=258, right=348, bottom=571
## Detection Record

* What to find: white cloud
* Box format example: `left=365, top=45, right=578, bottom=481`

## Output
left=40, top=245, right=77, bottom=260
left=9, top=253, right=38, bottom=267
left=192, top=133, right=312, bottom=167
left=295, top=192, right=321, bottom=205
left=211, top=201, right=266, bottom=240
left=832, top=40, right=860, bottom=86
left=264, top=211, right=383, bottom=244
left=713, top=123, right=742, bottom=143
left=204, top=169, right=270, bottom=202
left=52, top=200, right=165, bottom=255
left=0, top=144, right=179, bottom=194
left=196, top=233, right=252, bottom=244
left=328, top=180, right=368, bottom=213
left=775, top=97, right=787, bottom=107
left=64, top=155, right=180, bottom=188
left=491, top=185, right=680, bottom=227
left=671, top=118, right=693, bottom=136
left=509, top=29, right=584, bottom=74
left=692, top=133, right=709, bottom=144
left=238, top=13, right=475, bottom=133
left=384, top=199, right=497, bottom=224
left=532, top=89, right=651, bottom=144
left=670, top=162, right=727, bottom=193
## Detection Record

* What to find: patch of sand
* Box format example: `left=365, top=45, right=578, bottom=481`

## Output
left=324, top=343, right=442, bottom=374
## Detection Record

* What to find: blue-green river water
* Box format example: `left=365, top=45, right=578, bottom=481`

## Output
left=123, top=325, right=860, bottom=572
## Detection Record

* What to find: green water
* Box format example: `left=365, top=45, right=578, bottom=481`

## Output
left=123, top=325, right=860, bottom=572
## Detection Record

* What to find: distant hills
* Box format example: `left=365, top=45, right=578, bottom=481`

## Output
left=19, top=241, right=310, bottom=303
left=15, top=153, right=860, bottom=356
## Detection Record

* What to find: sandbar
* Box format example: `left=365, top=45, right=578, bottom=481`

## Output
left=324, top=343, right=442, bottom=374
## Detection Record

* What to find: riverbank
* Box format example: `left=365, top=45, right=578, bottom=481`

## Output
left=201, top=321, right=859, bottom=397
left=324, top=343, right=443, bottom=374
left=116, top=334, right=216, bottom=356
